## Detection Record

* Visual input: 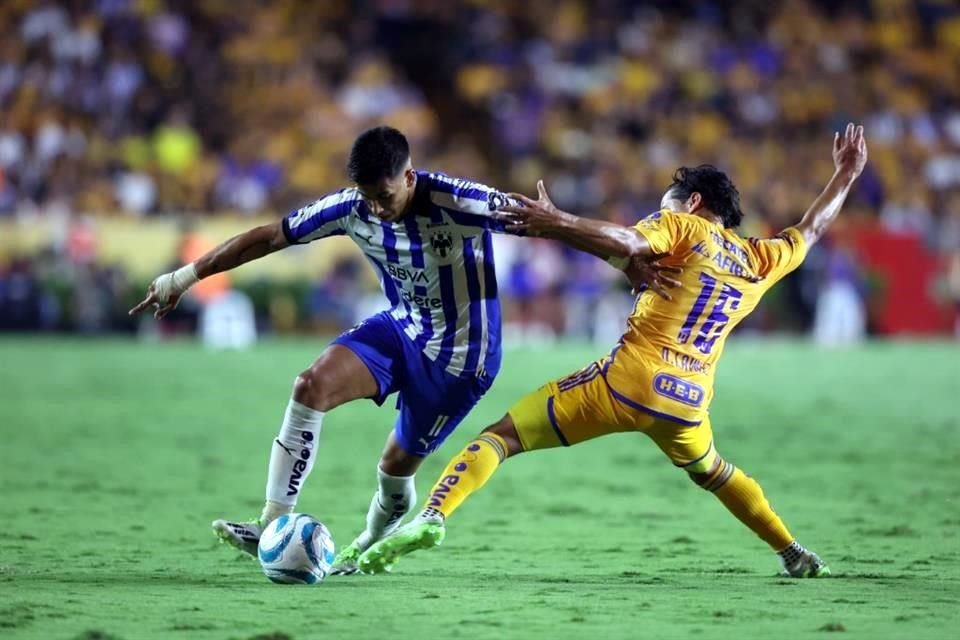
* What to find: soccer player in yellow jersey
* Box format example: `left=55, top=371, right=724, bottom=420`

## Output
left=359, top=124, right=868, bottom=578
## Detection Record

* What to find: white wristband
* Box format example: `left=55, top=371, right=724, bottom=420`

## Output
left=171, top=263, right=199, bottom=292
left=606, top=255, right=629, bottom=270
left=152, top=263, right=199, bottom=301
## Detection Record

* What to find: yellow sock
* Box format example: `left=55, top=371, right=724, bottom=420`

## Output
left=423, top=433, right=508, bottom=519
left=708, top=463, right=795, bottom=551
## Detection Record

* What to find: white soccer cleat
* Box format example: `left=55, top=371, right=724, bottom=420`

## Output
left=212, top=518, right=264, bottom=557
left=780, top=548, right=831, bottom=578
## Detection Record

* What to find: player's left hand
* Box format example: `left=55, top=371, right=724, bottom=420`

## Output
left=495, top=180, right=568, bottom=237
left=832, top=122, right=868, bottom=181
left=623, top=255, right=683, bottom=300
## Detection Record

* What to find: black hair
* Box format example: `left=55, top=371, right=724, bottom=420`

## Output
left=347, top=126, right=410, bottom=184
left=668, top=165, right=744, bottom=228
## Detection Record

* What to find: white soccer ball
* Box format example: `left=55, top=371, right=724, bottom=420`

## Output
left=257, top=513, right=335, bottom=584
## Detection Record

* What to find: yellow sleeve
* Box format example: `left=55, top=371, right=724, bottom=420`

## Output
left=749, top=227, right=808, bottom=282
left=632, top=210, right=689, bottom=255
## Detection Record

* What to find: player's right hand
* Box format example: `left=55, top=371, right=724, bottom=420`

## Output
left=623, top=255, right=682, bottom=300
left=128, top=264, right=198, bottom=319
left=496, top=180, right=566, bottom=237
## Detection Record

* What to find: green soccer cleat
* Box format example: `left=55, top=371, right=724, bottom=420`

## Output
left=330, top=493, right=421, bottom=575
left=212, top=517, right=264, bottom=558
left=330, top=541, right=365, bottom=576
left=357, top=518, right=446, bottom=575
left=780, top=549, right=831, bottom=578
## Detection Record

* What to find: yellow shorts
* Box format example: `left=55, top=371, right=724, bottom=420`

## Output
left=508, top=361, right=717, bottom=473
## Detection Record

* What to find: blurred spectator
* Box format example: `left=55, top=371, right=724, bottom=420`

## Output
left=1, top=0, right=959, bottom=337
left=812, top=240, right=868, bottom=346
left=178, top=223, right=229, bottom=305
left=151, top=223, right=231, bottom=336
left=308, top=256, right=366, bottom=334
left=947, top=249, right=960, bottom=337
left=0, top=256, right=53, bottom=330
left=0, top=0, right=944, bottom=237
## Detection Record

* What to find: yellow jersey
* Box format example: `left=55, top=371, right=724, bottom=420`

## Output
left=600, top=209, right=808, bottom=425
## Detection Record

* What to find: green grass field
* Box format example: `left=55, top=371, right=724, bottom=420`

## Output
left=1, top=337, right=958, bottom=640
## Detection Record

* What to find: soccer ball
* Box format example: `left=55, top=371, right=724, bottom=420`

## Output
left=257, top=513, right=335, bottom=584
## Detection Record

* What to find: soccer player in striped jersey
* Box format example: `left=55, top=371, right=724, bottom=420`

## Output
left=358, top=124, right=868, bottom=578
left=129, top=126, right=674, bottom=574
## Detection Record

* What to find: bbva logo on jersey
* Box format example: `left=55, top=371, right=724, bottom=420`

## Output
left=429, top=230, right=453, bottom=258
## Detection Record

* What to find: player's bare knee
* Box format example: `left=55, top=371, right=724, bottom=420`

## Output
left=292, top=368, right=338, bottom=412
left=688, top=456, right=724, bottom=488
left=481, top=415, right=523, bottom=458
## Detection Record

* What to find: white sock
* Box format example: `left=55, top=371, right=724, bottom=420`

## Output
left=354, top=468, right=416, bottom=550
left=261, top=399, right=325, bottom=523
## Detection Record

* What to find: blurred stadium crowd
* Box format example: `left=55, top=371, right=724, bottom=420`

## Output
left=1, top=0, right=959, bottom=338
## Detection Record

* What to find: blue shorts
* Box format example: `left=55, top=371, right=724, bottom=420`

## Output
left=332, top=311, right=498, bottom=456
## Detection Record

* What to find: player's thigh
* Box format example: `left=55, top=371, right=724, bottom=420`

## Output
left=510, top=362, right=634, bottom=452
left=393, top=367, right=494, bottom=457
left=642, top=415, right=717, bottom=473
left=297, top=313, right=402, bottom=410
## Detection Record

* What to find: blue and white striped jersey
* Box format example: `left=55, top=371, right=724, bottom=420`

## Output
left=282, top=171, right=511, bottom=378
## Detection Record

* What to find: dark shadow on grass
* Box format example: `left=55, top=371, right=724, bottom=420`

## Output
left=396, top=570, right=675, bottom=586
left=20, top=567, right=934, bottom=590
left=8, top=573, right=234, bottom=587
left=825, top=573, right=960, bottom=587
left=16, top=570, right=412, bottom=592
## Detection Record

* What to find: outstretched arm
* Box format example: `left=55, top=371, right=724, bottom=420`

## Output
left=192, top=222, right=289, bottom=278
left=129, top=221, right=289, bottom=319
left=497, top=181, right=681, bottom=299
left=795, top=123, right=868, bottom=247
left=497, top=181, right=654, bottom=260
